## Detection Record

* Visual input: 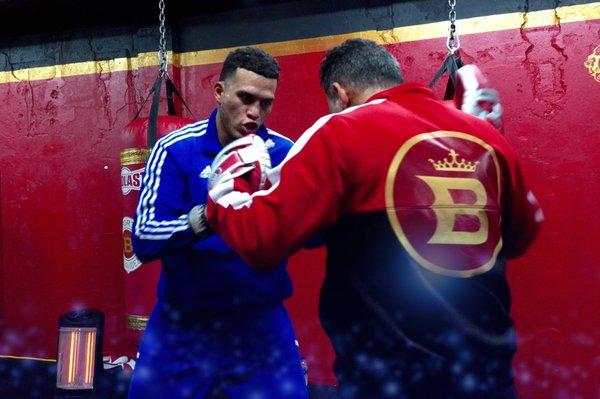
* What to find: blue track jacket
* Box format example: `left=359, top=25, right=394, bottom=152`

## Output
left=133, top=109, right=294, bottom=311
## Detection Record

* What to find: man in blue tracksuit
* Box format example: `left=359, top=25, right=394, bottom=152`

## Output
left=128, top=47, right=308, bottom=399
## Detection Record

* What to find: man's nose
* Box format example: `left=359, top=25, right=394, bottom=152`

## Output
left=247, top=102, right=260, bottom=120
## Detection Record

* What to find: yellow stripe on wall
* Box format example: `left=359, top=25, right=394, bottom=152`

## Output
left=0, top=354, right=56, bottom=362
left=1, top=2, right=599, bottom=84
left=0, top=51, right=161, bottom=85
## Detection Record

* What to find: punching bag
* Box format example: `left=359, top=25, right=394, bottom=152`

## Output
left=120, top=75, right=194, bottom=352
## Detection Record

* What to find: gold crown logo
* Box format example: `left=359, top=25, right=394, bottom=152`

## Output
left=428, top=149, right=479, bottom=172
left=585, top=45, right=600, bottom=83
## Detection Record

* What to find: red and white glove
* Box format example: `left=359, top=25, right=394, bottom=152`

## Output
left=207, top=134, right=271, bottom=207
left=189, top=135, right=271, bottom=235
left=454, top=64, right=503, bottom=131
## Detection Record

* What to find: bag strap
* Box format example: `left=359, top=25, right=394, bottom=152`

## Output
left=429, top=51, right=464, bottom=100
left=131, top=73, right=196, bottom=148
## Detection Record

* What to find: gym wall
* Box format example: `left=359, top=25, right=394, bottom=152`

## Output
left=0, top=0, right=598, bottom=397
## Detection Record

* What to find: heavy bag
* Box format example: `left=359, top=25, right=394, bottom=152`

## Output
left=121, top=116, right=193, bottom=343
left=121, top=74, right=194, bottom=353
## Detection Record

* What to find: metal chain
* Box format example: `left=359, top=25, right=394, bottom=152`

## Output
left=446, top=0, right=460, bottom=54
left=158, top=0, right=168, bottom=76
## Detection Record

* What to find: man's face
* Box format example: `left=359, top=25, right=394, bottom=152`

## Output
left=214, top=68, right=277, bottom=146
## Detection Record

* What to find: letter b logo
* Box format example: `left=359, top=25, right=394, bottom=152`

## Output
left=416, top=176, right=489, bottom=245
left=386, top=132, right=503, bottom=277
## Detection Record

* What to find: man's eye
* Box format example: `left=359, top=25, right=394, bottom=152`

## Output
left=261, top=100, right=273, bottom=109
left=240, top=93, right=253, bottom=103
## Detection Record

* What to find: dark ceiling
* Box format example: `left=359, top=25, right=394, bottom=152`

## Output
left=0, top=0, right=316, bottom=37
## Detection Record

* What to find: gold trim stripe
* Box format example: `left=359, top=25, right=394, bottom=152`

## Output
left=121, top=148, right=151, bottom=166
left=1, top=2, right=599, bottom=84
left=126, top=314, right=149, bottom=330
left=1, top=51, right=162, bottom=85
left=0, top=354, right=56, bottom=362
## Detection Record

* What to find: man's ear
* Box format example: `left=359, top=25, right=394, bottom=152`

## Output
left=214, top=81, right=225, bottom=104
left=332, top=82, right=351, bottom=109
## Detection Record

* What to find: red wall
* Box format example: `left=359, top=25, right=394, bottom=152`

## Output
left=0, top=67, right=153, bottom=357
left=1, top=14, right=599, bottom=399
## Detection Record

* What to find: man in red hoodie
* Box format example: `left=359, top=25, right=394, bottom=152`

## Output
left=201, top=39, right=542, bottom=398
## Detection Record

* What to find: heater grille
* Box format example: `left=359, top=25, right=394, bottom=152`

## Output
left=56, top=327, right=97, bottom=390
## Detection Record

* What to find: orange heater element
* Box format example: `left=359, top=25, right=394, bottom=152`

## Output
left=56, top=327, right=97, bottom=389
left=55, top=310, right=104, bottom=392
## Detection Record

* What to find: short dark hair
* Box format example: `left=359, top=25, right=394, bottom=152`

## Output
left=219, top=47, right=280, bottom=81
left=320, top=39, right=403, bottom=99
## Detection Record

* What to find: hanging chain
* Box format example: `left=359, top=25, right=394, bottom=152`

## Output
left=158, top=0, right=168, bottom=76
left=446, top=0, right=460, bottom=54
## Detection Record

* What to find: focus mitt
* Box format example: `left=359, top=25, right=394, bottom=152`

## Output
left=454, top=64, right=503, bottom=131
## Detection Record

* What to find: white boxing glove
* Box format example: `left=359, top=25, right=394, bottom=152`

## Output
left=207, top=134, right=271, bottom=209
left=188, top=135, right=271, bottom=236
left=208, top=134, right=271, bottom=193
left=455, top=64, right=503, bottom=131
